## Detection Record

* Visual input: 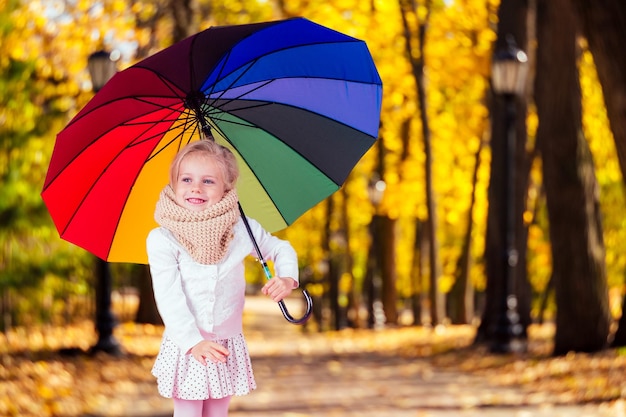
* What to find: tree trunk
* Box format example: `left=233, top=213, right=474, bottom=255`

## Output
left=365, top=216, right=379, bottom=329
left=567, top=0, right=626, bottom=348
left=323, top=197, right=342, bottom=330
left=340, top=188, right=358, bottom=328
left=399, top=0, right=445, bottom=325
left=169, top=0, right=196, bottom=42
left=568, top=0, right=626, bottom=182
left=447, top=133, right=484, bottom=324
left=135, top=265, right=162, bottom=324
left=365, top=127, right=388, bottom=328
left=411, top=219, right=426, bottom=325
left=535, top=0, right=610, bottom=355
left=378, top=215, right=398, bottom=325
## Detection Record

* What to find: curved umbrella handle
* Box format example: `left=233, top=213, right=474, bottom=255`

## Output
left=278, top=289, right=313, bottom=325
left=237, top=204, right=312, bottom=325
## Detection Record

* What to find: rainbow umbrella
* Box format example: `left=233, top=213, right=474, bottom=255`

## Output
left=42, top=17, right=382, bottom=266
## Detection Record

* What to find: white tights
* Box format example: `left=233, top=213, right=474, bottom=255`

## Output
left=173, top=397, right=232, bottom=417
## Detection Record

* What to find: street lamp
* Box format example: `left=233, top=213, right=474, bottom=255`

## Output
left=88, top=50, right=117, bottom=92
left=490, top=35, right=528, bottom=353
left=87, top=50, right=121, bottom=355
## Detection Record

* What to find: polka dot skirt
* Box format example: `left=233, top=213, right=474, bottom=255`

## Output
left=152, top=333, right=257, bottom=400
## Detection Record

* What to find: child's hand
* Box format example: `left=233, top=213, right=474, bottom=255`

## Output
left=190, top=340, right=230, bottom=365
left=262, top=276, right=297, bottom=302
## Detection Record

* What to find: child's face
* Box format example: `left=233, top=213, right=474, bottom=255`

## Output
left=174, top=153, right=227, bottom=212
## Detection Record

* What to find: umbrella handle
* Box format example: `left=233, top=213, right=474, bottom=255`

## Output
left=238, top=203, right=312, bottom=325
left=278, top=289, right=313, bottom=325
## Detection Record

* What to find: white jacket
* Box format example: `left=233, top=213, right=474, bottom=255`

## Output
left=146, top=217, right=299, bottom=354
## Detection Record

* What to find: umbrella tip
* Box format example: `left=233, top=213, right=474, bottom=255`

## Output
left=184, top=91, right=214, bottom=141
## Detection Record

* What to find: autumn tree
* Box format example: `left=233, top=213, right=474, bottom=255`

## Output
left=535, top=0, right=611, bottom=354
left=399, top=0, right=444, bottom=326
left=4, top=0, right=625, bottom=338
left=448, top=136, right=484, bottom=324
left=0, top=0, right=137, bottom=329
left=567, top=0, right=626, bottom=348
left=0, top=0, right=55, bottom=328
left=273, top=0, right=403, bottom=328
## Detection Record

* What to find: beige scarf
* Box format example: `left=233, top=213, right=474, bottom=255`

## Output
left=154, top=185, right=240, bottom=264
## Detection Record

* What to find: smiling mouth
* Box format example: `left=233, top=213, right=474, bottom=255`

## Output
left=186, top=198, right=206, bottom=204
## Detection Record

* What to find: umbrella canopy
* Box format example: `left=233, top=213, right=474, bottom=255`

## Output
left=42, top=17, right=383, bottom=264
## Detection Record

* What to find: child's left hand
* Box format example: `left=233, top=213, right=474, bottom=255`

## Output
left=262, top=276, right=297, bottom=302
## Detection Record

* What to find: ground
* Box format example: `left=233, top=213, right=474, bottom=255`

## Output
left=1, top=296, right=625, bottom=417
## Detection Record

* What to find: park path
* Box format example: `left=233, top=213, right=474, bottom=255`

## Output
left=123, top=296, right=625, bottom=417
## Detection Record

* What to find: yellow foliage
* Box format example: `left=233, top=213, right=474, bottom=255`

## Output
left=2, top=0, right=622, bottom=324
left=579, top=49, right=626, bottom=287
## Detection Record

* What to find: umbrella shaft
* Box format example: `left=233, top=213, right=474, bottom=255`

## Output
left=184, top=90, right=211, bottom=137
left=239, top=203, right=272, bottom=282
left=239, top=202, right=311, bottom=325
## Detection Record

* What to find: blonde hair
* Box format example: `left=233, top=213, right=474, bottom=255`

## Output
left=169, top=140, right=239, bottom=190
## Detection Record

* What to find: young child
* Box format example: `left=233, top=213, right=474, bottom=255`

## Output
left=146, top=139, right=299, bottom=417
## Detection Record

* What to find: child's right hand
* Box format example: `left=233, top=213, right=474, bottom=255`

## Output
left=190, top=340, right=230, bottom=365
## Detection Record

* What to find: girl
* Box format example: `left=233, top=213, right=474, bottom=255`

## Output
left=147, top=139, right=299, bottom=417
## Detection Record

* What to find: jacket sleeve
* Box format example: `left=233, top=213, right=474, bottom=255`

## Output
left=245, top=217, right=299, bottom=286
left=146, top=229, right=204, bottom=354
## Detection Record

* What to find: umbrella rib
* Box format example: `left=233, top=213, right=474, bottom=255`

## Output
left=209, top=97, right=376, bottom=140
left=66, top=65, right=189, bottom=128
left=202, top=38, right=381, bottom=108
left=113, top=67, right=212, bottom=136
left=204, top=55, right=264, bottom=109
left=145, top=132, right=191, bottom=162
left=127, top=116, right=198, bottom=162
left=106, top=112, right=204, bottom=252
left=206, top=80, right=274, bottom=114
left=206, top=122, right=292, bottom=227
left=42, top=102, right=178, bottom=190
left=197, top=48, right=231, bottom=103
left=124, top=95, right=211, bottom=137
left=54, top=113, right=198, bottom=237
left=206, top=75, right=380, bottom=123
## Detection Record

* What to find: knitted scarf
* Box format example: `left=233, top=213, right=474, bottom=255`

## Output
left=154, top=185, right=240, bottom=265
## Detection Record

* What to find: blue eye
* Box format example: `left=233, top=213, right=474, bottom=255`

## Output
left=203, top=179, right=214, bottom=184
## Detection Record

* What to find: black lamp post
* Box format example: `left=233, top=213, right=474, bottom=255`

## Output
left=87, top=50, right=121, bottom=355
left=490, top=35, right=528, bottom=353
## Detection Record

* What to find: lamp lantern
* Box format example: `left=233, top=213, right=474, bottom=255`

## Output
left=88, top=50, right=117, bottom=92
left=492, top=36, right=528, bottom=96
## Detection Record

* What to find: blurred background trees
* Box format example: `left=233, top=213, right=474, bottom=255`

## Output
left=1, top=0, right=625, bottom=356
